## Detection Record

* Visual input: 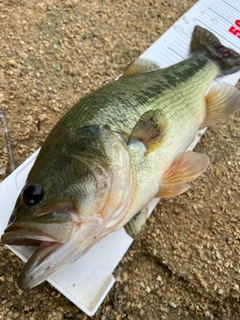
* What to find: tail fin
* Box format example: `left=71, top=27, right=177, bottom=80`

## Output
left=190, top=25, right=240, bottom=75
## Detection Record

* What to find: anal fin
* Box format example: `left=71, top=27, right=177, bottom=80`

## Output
left=202, top=84, right=240, bottom=128
left=157, top=151, right=209, bottom=198
left=124, top=206, right=149, bottom=239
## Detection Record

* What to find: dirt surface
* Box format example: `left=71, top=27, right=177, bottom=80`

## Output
left=0, top=0, right=240, bottom=319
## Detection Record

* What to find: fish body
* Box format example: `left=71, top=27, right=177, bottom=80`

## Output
left=2, top=26, right=240, bottom=290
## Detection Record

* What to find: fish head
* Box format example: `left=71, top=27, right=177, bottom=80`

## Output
left=1, top=165, right=102, bottom=290
left=1, top=124, right=132, bottom=289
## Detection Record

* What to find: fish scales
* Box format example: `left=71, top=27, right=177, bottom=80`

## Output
left=44, top=55, right=217, bottom=148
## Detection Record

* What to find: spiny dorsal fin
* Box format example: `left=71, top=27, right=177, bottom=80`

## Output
left=202, top=83, right=240, bottom=128
left=157, top=151, right=209, bottom=198
left=128, top=109, right=166, bottom=154
left=124, top=206, right=149, bottom=238
left=120, top=58, right=160, bottom=78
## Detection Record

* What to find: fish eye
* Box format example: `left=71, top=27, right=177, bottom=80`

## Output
left=22, top=183, right=44, bottom=206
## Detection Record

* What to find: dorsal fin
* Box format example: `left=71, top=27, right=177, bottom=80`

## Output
left=201, top=83, right=240, bottom=128
left=120, top=58, right=160, bottom=78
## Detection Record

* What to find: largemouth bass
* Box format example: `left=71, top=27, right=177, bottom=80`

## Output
left=2, top=26, right=240, bottom=290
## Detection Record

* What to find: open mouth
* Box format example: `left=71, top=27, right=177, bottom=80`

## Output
left=1, top=227, right=62, bottom=290
left=1, top=224, right=61, bottom=265
left=1, top=212, right=74, bottom=290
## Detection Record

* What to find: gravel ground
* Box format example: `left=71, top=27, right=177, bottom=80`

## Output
left=0, top=0, right=240, bottom=319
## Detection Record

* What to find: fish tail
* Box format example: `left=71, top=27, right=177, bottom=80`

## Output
left=190, top=25, right=240, bottom=75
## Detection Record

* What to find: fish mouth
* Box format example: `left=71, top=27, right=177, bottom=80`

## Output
left=1, top=212, right=74, bottom=290
left=17, top=240, right=62, bottom=290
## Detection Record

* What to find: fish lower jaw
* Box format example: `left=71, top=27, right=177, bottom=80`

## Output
left=17, top=241, right=61, bottom=290
left=1, top=229, right=62, bottom=290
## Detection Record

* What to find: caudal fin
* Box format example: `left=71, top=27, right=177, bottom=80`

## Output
left=190, top=25, right=240, bottom=75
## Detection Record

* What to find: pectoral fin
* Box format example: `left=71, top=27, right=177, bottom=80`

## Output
left=120, top=58, right=160, bottom=78
left=124, top=206, right=149, bottom=238
left=128, top=109, right=166, bottom=154
left=157, top=151, right=209, bottom=198
left=157, top=183, right=190, bottom=198
left=202, top=84, right=240, bottom=128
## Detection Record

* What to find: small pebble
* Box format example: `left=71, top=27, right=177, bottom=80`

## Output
left=218, top=289, right=224, bottom=295
left=8, top=59, right=16, bottom=66
left=169, top=302, right=177, bottom=308
left=145, top=286, right=151, bottom=293
left=0, top=168, right=6, bottom=175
